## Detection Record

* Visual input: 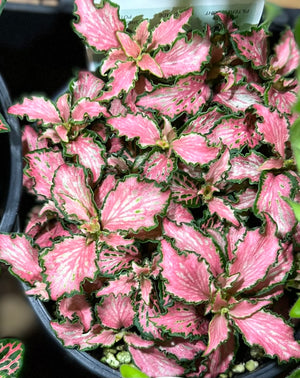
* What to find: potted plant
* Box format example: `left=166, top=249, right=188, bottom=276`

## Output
left=0, top=0, right=299, bottom=377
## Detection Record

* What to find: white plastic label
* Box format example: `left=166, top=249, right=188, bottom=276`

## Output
left=98, top=0, right=265, bottom=27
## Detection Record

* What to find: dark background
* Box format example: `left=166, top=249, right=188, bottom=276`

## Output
left=0, top=4, right=300, bottom=378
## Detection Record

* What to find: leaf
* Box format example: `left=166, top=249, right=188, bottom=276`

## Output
left=210, top=113, right=261, bottom=149
left=183, top=106, right=224, bottom=135
left=255, top=172, right=296, bottom=236
left=150, top=8, right=192, bottom=50
left=207, top=197, right=240, bottom=227
left=286, top=198, right=300, bottom=223
left=71, top=98, right=108, bottom=121
left=160, top=240, right=212, bottom=303
left=97, top=294, right=135, bottom=329
left=0, top=234, right=42, bottom=284
left=159, top=338, right=206, bottom=361
left=151, top=302, right=208, bottom=338
left=231, top=28, right=268, bottom=68
left=101, top=175, right=170, bottom=232
left=137, top=75, right=211, bottom=118
left=8, top=96, right=61, bottom=124
left=155, top=34, right=210, bottom=78
left=100, top=61, right=138, bottom=100
left=42, top=235, right=97, bottom=300
left=227, top=152, right=265, bottom=183
left=137, top=53, right=163, bottom=77
left=0, top=339, right=24, bottom=377
left=98, top=246, right=140, bottom=276
left=58, top=295, right=93, bottom=332
left=25, top=149, right=65, bottom=199
left=233, top=310, right=300, bottom=361
left=163, top=219, right=222, bottom=276
left=107, top=113, right=160, bottom=147
left=117, top=31, right=141, bottom=58
left=253, top=104, right=289, bottom=157
left=52, top=164, right=99, bottom=231
left=204, top=314, right=230, bottom=355
left=287, top=367, right=300, bottom=378
left=65, top=132, right=106, bottom=183
left=128, top=346, right=185, bottom=377
left=170, top=173, right=199, bottom=206
left=290, top=117, right=300, bottom=171
left=142, top=151, right=174, bottom=183
left=120, top=364, right=149, bottom=378
left=172, top=133, right=219, bottom=165
left=290, top=297, right=300, bottom=318
left=213, top=85, right=262, bottom=112
left=73, top=0, right=124, bottom=51
left=228, top=214, right=281, bottom=293
left=72, top=71, right=105, bottom=101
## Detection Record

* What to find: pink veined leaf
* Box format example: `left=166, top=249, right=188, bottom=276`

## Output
left=25, top=149, right=65, bottom=199
left=0, top=234, right=42, bottom=284
left=33, top=219, right=73, bottom=248
left=205, top=333, right=235, bottom=378
left=231, top=28, right=268, bottom=67
left=116, top=31, right=141, bottom=58
left=172, top=133, right=219, bottom=165
left=183, top=107, right=224, bottom=135
left=233, top=310, right=300, bottom=361
left=101, top=175, right=170, bottom=232
left=128, top=346, right=185, bottom=377
left=156, top=34, right=210, bottom=78
left=71, top=98, right=108, bottom=121
left=100, top=48, right=128, bottom=74
left=166, top=201, right=194, bottom=224
left=0, top=339, right=24, bottom=377
left=52, top=164, right=99, bottom=231
left=58, top=294, right=93, bottom=332
left=210, top=113, right=261, bottom=149
left=72, top=71, right=105, bottom=101
left=253, top=104, right=289, bottom=157
left=232, top=188, right=257, bottom=210
left=73, top=0, right=124, bottom=51
left=96, top=273, right=137, bottom=297
left=151, top=302, right=208, bottom=337
left=94, top=175, right=117, bottom=209
left=51, top=320, right=105, bottom=349
left=204, top=314, right=230, bottom=355
left=170, top=173, right=199, bottom=206
left=97, top=294, right=135, bottom=329
left=100, top=61, right=138, bottom=100
left=142, top=151, right=174, bottom=183
left=42, top=235, right=97, bottom=300
left=124, top=333, right=154, bottom=348
left=227, top=152, right=265, bottom=183
left=266, top=85, right=298, bottom=114
left=133, top=20, right=149, bottom=47
left=159, top=338, right=206, bottom=361
left=137, top=75, right=211, bottom=118
left=213, top=85, right=262, bottom=112
left=56, top=93, right=70, bottom=122
left=150, top=8, right=192, bottom=50
left=137, top=53, right=163, bottom=77
left=255, top=172, right=296, bottom=236
left=136, top=298, right=164, bottom=340
left=8, top=96, right=61, bottom=124
left=228, top=214, right=281, bottom=293
left=163, top=219, right=222, bottom=276
left=107, top=113, right=160, bottom=147
left=65, top=133, right=106, bottom=183
left=22, top=125, right=48, bottom=153
left=160, top=239, right=212, bottom=303
left=26, top=281, right=49, bottom=300
left=205, top=148, right=230, bottom=184
left=207, top=197, right=240, bottom=226
left=99, top=232, right=134, bottom=249
left=97, top=245, right=140, bottom=276
left=270, top=29, right=300, bottom=76
left=229, top=299, right=271, bottom=319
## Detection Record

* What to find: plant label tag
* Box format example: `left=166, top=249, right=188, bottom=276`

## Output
left=94, top=0, right=265, bottom=27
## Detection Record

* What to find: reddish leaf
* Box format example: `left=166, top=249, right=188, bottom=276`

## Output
left=143, top=151, right=174, bottom=183
left=42, top=235, right=97, bottom=300
left=156, top=34, right=210, bottom=78
left=72, top=71, right=105, bottom=101
left=0, top=234, right=42, bottom=284
left=97, top=294, right=135, bottom=329
left=172, top=133, right=219, bottom=165
left=107, top=113, right=160, bottom=147
left=160, top=240, right=212, bottom=303
left=227, top=152, right=265, bottom=183
left=101, top=175, right=170, bottom=232
left=73, top=0, right=124, bottom=51
left=233, top=310, right=300, bottom=361
left=0, top=339, right=24, bottom=377
left=207, top=197, right=240, bottom=226
left=204, top=314, right=229, bottom=355
left=97, top=246, right=140, bottom=276
left=137, top=75, right=211, bottom=118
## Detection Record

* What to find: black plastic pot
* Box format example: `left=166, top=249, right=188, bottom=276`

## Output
left=0, top=74, right=22, bottom=233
